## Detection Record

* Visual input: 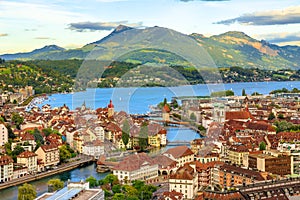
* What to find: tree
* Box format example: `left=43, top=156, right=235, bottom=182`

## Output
left=138, top=122, right=148, bottom=151
left=6, top=124, right=16, bottom=139
left=242, top=89, right=246, bottom=96
left=259, top=141, right=266, bottom=151
left=268, top=112, right=276, bottom=120
left=163, top=97, right=167, bottom=105
left=59, top=144, right=72, bottom=163
left=102, top=174, right=119, bottom=187
left=112, top=193, right=125, bottom=200
left=12, top=113, right=24, bottom=129
left=171, top=98, right=178, bottom=109
left=112, top=184, right=122, bottom=193
left=32, top=128, right=44, bottom=146
left=278, top=113, right=285, bottom=119
left=18, top=183, right=37, bottom=200
left=86, top=175, right=98, bottom=188
left=190, top=113, right=196, bottom=121
left=47, top=179, right=64, bottom=191
left=122, top=120, right=130, bottom=147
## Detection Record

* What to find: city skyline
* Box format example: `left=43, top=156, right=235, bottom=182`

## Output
left=0, top=0, right=300, bottom=54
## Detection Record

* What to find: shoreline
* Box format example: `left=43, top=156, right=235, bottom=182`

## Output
left=0, top=156, right=94, bottom=191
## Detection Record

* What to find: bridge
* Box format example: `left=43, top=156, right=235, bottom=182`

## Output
left=0, top=155, right=94, bottom=190
left=152, top=119, right=190, bottom=126
left=167, top=141, right=190, bottom=146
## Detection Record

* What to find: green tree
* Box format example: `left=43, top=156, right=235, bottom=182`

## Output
left=112, top=193, right=125, bottom=200
left=259, top=141, right=266, bottom=151
left=122, top=185, right=138, bottom=197
left=47, top=179, right=64, bottom=191
left=190, top=113, right=196, bottom=121
left=18, top=183, right=37, bottom=200
left=12, top=113, right=24, bottom=129
left=278, top=113, right=285, bottom=119
left=242, top=89, right=246, bottom=96
left=59, top=144, right=72, bottom=163
left=102, top=174, right=119, bottom=187
left=171, top=98, right=178, bottom=109
left=86, top=176, right=98, bottom=188
left=163, top=97, right=167, bottom=105
left=268, top=112, right=276, bottom=120
left=122, top=120, right=130, bottom=147
left=138, top=122, right=148, bottom=151
left=112, top=184, right=122, bottom=194
left=32, top=128, right=44, bottom=145
left=6, top=124, right=16, bottom=139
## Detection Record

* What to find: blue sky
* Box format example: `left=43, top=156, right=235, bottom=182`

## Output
left=0, top=0, right=300, bottom=54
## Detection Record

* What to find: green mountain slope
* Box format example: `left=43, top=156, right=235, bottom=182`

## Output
left=1, top=26, right=300, bottom=70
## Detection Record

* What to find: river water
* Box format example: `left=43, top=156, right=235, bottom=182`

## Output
left=0, top=164, right=109, bottom=200
left=4, top=81, right=300, bottom=199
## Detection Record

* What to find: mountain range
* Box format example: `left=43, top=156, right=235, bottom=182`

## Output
left=1, top=25, right=300, bottom=70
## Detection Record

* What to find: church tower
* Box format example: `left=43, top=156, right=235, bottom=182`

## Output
left=108, top=100, right=114, bottom=118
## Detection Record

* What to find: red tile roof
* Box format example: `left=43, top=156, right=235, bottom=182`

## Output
left=164, top=146, right=194, bottom=159
left=0, top=155, right=13, bottom=166
left=226, top=111, right=252, bottom=120
left=152, top=155, right=177, bottom=169
left=169, top=164, right=195, bottom=180
left=21, top=132, right=35, bottom=141
left=40, top=144, right=58, bottom=152
left=17, top=150, right=37, bottom=158
left=162, top=190, right=183, bottom=200
left=113, top=153, right=156, bottom=172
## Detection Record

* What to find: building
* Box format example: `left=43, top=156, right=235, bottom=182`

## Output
left=113, top=153, right=158, bottom=183
left=17, top=151, right=38, bottom=174
left=162, top=104, right=170, bottom=121
left=163, top=146, right=194, bottom=167
left=35, top=144, right=59, bottom=168
left=0, top=124, right=8, bottom=146
left=247, top=151, right=291, bottom=176
left=169, top=163, right=198, bottom=200
left=211, top=163, right=266, bottom=189
left=152, top=155, right=178, bottom=176
left=82, top=139, right=104, bottom=159
left=195, top=152, right=219, bottom=163
left=227, top=145, right=249, bottom=166
left=107, top=100, right=114, bottom=118
left=36, top=180, right=104, bottom=200
left=0, top=155, right=13, bottom=182
left=190, top=139, right=204, bottom=154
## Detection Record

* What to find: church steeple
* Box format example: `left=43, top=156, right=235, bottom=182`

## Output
left=108, top=100, right=114, bottom=117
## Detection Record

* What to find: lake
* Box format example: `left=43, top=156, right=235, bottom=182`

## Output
left=39, top=81, right=300, bottom=114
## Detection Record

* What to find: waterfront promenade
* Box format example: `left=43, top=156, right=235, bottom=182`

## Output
left=0, top=155, right=94, bottom=190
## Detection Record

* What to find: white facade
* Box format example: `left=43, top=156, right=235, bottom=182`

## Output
left=113, top=162, right=158, bottom=183
left=0, top=124, right=8, bottom=146
left=82, top=143, right=104, bottom=159
left=94, top=126, right=105, bottom=141
left=0, top=156, right=13, bottom=183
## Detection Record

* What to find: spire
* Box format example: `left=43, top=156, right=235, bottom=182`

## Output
left=108, top=100, right=114, bottom=108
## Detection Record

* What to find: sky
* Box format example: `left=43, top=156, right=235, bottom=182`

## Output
left=1, top=0, right=300, bottom=54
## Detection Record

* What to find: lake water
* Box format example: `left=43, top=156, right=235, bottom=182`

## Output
left=40, top=81, right=300, bottom=114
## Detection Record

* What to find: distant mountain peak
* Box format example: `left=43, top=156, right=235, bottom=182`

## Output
left=33, top=45, right=64, bottom=52
left=113, top=25, right=133, bottom=33
left=215, top=31, right=253, bottom=40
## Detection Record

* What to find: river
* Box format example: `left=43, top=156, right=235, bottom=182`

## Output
left=0, top=164, right=109, bottom=200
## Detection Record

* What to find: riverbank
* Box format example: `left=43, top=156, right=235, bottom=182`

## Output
left=0, top=155, right=93, bottom=190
